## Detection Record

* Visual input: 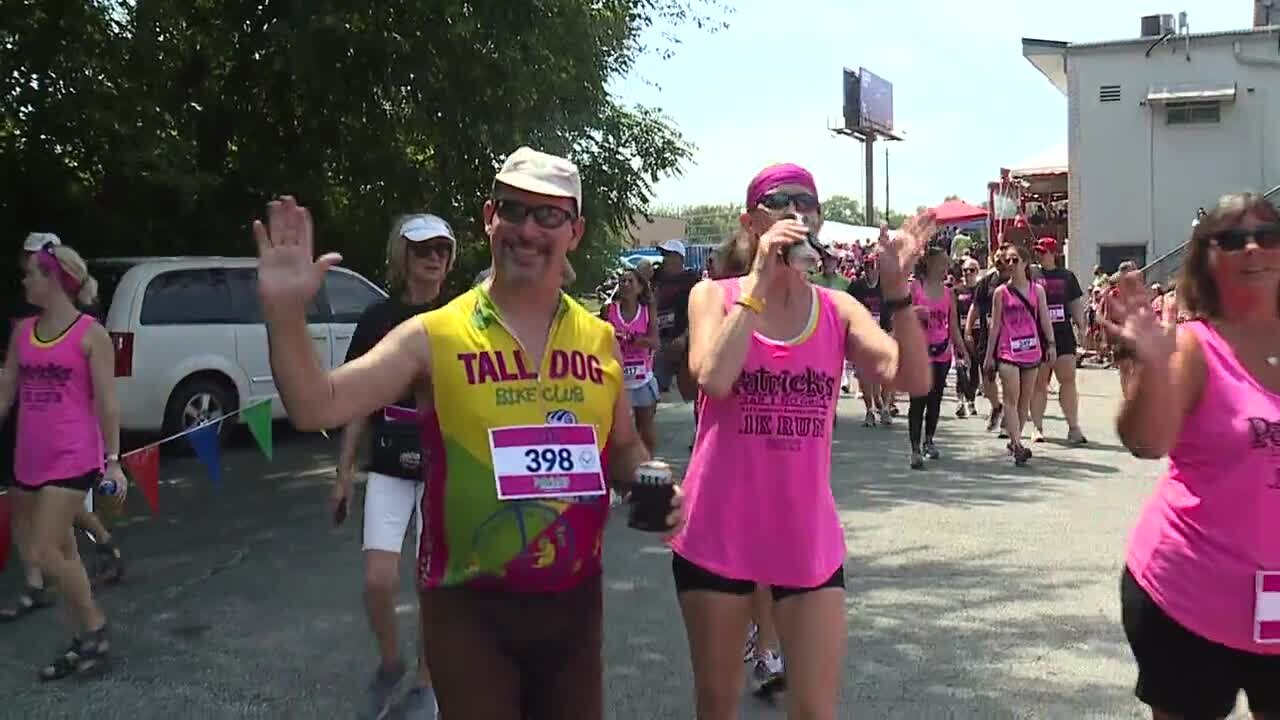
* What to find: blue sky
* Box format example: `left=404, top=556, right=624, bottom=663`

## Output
left=616, top=0, right=1249, bottom=215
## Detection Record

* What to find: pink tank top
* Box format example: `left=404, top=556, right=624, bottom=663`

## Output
left=912, top=280, right=953, bottom=363
left=667, top=279, right=847, bottom=587
left=607, top=302, right=653, bottom=390
left=14, top=315, right=104, bottom=488
left=1126, top=321, right=1280, bottom=654
left=995, top=284, right=1043, bottom=365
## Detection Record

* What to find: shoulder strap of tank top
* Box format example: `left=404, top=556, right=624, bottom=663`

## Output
left=1006, top=284, right=1038, bottom=317
left=718, top=277, right=741, bottom=313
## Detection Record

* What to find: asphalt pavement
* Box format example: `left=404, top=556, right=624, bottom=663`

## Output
left=0, top=368, right=1252, bottom=719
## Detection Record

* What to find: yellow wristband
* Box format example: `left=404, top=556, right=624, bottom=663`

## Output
left=735, top=296, right=765, bottom=314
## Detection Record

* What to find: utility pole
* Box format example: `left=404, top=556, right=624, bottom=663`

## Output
left=864, top=136, right=876, bottom=227
left=884, top=145, right=890, bottom=226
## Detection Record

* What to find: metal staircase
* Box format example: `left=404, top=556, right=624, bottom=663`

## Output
left=1141, top=184, right=1280, bottom=287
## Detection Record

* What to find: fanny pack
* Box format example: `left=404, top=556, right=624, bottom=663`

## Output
left=369, top=406, right=424, bottom=480
left=928, top=339, right=950, bottom=357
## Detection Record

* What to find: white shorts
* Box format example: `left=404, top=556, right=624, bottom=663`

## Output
left=362, top=472, right=425, bottom=554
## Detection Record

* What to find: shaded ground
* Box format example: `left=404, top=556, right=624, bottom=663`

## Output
left=0, top=369, right=1250, bottom=718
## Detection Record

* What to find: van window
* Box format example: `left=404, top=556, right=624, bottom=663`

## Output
left=140, top=269, right=241, bottom=325
left=227, top=268, right=328, bottom=324
left=324, top=271, right=384, bottom=324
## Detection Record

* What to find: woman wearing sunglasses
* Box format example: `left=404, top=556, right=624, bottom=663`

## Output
left=670, top=163, right=934, bottom=719
left=0, top=242, right=125, bottom=680
left=1105, top=192, right=1280, bottom=720
left=332, top=214, right=454, bottom=719
left=983, top=242, right=1056, bottom=465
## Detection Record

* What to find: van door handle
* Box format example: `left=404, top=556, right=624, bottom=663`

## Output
left=310, top=334, right=327, bottom=341
left=334, top=333, right=352, bottom=340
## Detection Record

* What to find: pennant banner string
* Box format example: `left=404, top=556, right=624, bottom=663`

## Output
left=120, top=397, right=276, bottom=460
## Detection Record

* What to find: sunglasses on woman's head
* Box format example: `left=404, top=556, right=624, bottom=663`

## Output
left=757, top=192, right=820, bottom=213
left=494, top=198, right=576, bottom=230
left=1209, top=224, right=1280, bottom=252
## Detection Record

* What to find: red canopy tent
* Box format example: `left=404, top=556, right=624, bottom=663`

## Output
left=931, top=199, right=989, bottom=225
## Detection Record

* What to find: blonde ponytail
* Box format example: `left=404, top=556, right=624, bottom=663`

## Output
left=49, top=245, right=98, bottom=306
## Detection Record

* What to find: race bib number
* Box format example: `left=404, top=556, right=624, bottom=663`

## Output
left=623, top=361, right=648, bottom=382
left=1010, top=335, right=1039, bottom=353
left=1049, top=304, right=1066, bottom=323
left=489, top=424, right=606, bottom=501
left=657, top=311, right=675, bottom=330
left=1255, top=571, right=1280, bottom=644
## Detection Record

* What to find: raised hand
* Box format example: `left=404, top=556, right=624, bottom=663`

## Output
left=878, top=211, right=937, bottom=293
left=252, top=196, right=343, bottom=314
left=1100, top=271, right=1176, bottom=364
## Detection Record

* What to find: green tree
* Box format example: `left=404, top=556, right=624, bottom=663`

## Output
left=653, top=203, right=739, bottom=246
left=821, top=194, right=862, bottom=225
left=1, top=0, right=726, bottom=302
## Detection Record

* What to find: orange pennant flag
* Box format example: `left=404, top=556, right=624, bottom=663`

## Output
left=123, top=446, right=160, bottom=514
left=0, top=492, right=11, bottom=572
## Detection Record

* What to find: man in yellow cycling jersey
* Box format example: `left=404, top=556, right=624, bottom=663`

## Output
left=253, top=146, right=682, bottom=720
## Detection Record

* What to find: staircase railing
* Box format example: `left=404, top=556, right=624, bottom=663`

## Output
left=1141, top=184, right=1280, bottom=287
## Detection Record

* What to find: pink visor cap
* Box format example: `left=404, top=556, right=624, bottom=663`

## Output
left=745, top=163, right=819, bottom=210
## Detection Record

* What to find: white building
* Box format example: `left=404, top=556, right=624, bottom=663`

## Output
left=1023, top=11, right=1280, bottom=276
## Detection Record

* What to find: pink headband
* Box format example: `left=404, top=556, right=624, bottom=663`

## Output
left=36, top=246, right=82, bottom=297
left=745, top=163, right=819, bottom=209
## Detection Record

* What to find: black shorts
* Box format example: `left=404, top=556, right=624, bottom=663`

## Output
left=15, top=470, right=98, bottom=494
left=671, top=551, right=845, bottom=602
left=1121, top=567, right=1280, bottom=719
left=1052, top=325, right=1078, bottom=357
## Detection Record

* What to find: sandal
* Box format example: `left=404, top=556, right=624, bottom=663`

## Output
left=91, top=541, right=125, bottom=587
left=0, top=585, right=54, bottom=623
left=39, top=626, right=110, bottom=682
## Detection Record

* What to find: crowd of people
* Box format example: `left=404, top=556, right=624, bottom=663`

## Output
left=1, top=146, right=1277, bottom=720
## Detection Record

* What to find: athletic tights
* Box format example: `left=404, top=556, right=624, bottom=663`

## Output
left=909, top=361, right=952, bottom=449
left=955, top=348, right=979, bottom=402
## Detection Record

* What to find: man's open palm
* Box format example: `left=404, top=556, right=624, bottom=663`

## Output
left=252, top=196, right=342, bottom=310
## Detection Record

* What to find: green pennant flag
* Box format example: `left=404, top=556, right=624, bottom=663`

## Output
left=244, top=400, right=273, bottom=460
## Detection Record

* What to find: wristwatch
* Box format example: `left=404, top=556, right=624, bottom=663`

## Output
left=105, top=453, right=120, bottom=465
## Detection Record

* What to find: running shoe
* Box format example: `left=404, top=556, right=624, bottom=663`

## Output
left=1066, top=427, right=1089, bottom=445
left=967, top=401, right=978, bottom=417
left=1031, top=428, right=1046, bottom=443
left=922, top=440, right=940, bottom=460
left=367, top=661, right=405, bottom=720
left=863, top=411, right=876, bottom=428
left=909, top=452, right=925, bottom=470
left=986, top=405, right=1002, bottom=433
left=751, top=651, right=786, bottom=697
left=401, top=686, right=438, bottom=720
left=956, top=403, right=967, bottom=418
left=878, top=409, right=892, bottom=426
left=889, top=404, right=900, bottom=417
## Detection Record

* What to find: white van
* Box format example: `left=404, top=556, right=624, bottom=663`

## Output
left=90, top=257, right=386, bottom=442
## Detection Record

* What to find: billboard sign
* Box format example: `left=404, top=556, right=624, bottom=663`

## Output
left=858, top=67, right=894, bottom=133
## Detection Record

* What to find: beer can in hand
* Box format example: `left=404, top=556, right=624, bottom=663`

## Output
left=627, top=460, right=675, bottom=533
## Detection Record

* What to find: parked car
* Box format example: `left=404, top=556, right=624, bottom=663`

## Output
left=89, top=257, right=387, bottom=443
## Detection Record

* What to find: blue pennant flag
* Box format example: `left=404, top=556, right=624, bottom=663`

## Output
left=187, top=421, right=223, bottom=491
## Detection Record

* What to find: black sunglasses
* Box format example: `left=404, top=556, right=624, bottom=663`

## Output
left=1210, top=224, right=1280, bottom=252
left=408, top=241, right=452, bottom=259
left=494, top=198, right=576, bottom=230
left=757, top=192, right=820, bottom=213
